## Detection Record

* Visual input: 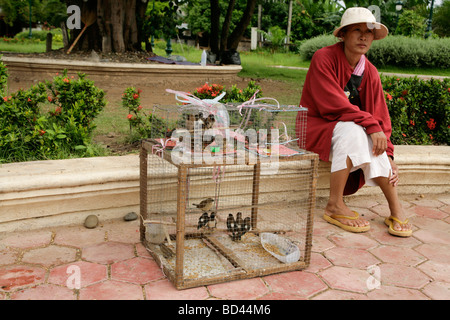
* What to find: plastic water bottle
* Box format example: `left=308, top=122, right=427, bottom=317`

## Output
left=201, top=50, right=207, bottom=66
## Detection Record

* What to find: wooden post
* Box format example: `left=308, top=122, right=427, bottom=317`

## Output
left=175, top=165, right=188, bottom=287
left=139, top=142, right=148, bottom=242
left=304, top=155, right=319, bottom=266
left=251, top=162, right=261, bottom=230
left=46, top=32, right=53, bottom=52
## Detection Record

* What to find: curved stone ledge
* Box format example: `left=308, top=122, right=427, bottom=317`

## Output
left=0, top=145, right=448, bottom=233
left=2, top=56, right=242, bottom=85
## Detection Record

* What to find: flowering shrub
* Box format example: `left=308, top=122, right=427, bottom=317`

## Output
left=122, top=87, right=172, bottom=140
left=0, top=65, right=106, bottom=163
left=382, top=75, right=449, bottom=145
left=192, top=80, right=262, bottom=103
left=193, top=83, right=224, bottom=100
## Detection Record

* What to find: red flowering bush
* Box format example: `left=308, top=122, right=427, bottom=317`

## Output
left=193, top=83, right=224, bottom=100
left=0, top=66, right=106, bottom=163
left=192, top=81, right=262, bottom=103
left=122, top=87, right=171, bottom=140
left=382, top=76, right=449, bottom=145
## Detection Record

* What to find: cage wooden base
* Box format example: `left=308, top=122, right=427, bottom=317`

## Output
left=139, top=139, right=319, bottom=290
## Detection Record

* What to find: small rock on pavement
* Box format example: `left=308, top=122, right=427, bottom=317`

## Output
left=84, top=215, right=99, bottom=229
left=124, top=212, right=138, bottom=221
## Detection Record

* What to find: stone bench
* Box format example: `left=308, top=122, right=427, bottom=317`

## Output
left=0, top=145, right=448, bottom=232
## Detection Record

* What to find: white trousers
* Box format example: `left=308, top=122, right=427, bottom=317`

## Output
left=330, top=121, right=392, bottom=187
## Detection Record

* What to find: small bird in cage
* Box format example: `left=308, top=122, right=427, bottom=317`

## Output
left=203, top=114, right=216, bottom=129
left=197, top=212, right=209, bottom=229
left=208, top=211, right=217, bottom=229
left=236, top=212, right=244, bottom=230
left=242, top=217, right=251, bottom=233
left=227, top=213, right=237, bottom=233
left=193, top=198, right=214, bottom=212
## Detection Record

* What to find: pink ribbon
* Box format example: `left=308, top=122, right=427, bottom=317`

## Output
left=152, top=138, right=175, bottom=158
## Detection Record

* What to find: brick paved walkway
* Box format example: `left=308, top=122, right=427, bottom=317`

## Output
left=0, top=193, right=449, bottom=300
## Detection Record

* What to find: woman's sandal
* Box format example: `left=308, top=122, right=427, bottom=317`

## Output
left=323, top=211, right=370, bottom=233
left=384, top=216, right=412, bottom=237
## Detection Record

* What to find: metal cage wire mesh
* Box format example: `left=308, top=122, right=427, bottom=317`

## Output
left=139, top=102, right=318, bottom=289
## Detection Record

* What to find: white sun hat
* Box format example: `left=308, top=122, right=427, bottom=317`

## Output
left=333, top=7, right=389, bottom=40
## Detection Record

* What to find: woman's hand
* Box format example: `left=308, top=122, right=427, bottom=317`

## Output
left=388, top=157, right=399, bottom=187
left=369, top=131, right=387, bottom=156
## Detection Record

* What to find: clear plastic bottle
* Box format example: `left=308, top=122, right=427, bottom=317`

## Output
left=201, top=50, right=207, bottom=66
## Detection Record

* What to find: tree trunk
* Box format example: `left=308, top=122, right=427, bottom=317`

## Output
left=110, top=1, right=125, bottom=52
left=97, top=0, right=112, bottom=52
left=68, top=0, right=148, bottom=53
left=220, top=0, right=236, bottom=54
left=227, top=0, right=257, bottom=50
left=210, top=0, right=220, bottom=54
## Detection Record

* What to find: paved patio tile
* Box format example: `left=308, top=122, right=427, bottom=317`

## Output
left=103, top=220, right=141, bottom=243
left=422, top=281, right=450, bottom=300
left=411, top=199, right=446, bottom=208
left=9, top=284, right=76, bottom=300
left=417, top=260, right=450, bottom=283
left=311, top=289, right=369, bottom=300
left=53, top=225, right=106, bottom=247
left=413, top=206, right=448, bottom=219
left=0, top=230, right=53, bottom=249
left=0, top=265, right=46, bottom=291
left=328, top=232, right=378, bottom=250
left=259, top=292, right=306, bottom=300
left=369, top=227, right=423, bottom=248
left=135, top=242, right=152, bottom=258
left=324, top=247, right=380, bottom=269
left=412, top=216, right=450, bottom=232
left=0, top=249, right=18, bottom=265
left=207, top=278, right=269, bottom=300
left=366, top=285, right=429, bottom=300
left=82, top=241, right=135, bottom=264
left=440, top=205, right=450, bottom=214
left=145, top=279, right=209, bottom=300
left=79, top=280, right=144, bottom=300
left=413, top=229, right=450, bottom=245
left=414, top=243, right=450, bottom=264
left=21, top=245, right=77, bottom=267
left=263, top=271, right=327, bottom=298
left=370, top=245, right=426, bottom=266
left=319, top=266, right=372, bottom=293
left=304, top=252, right=332, bottom=273
left=48, top=260, right=108, bottom=288
left=379, top=263, right=432, bottom=289
left=111, top=257, right=164, bottom=284
left=311, top=235, right=335, bottom=253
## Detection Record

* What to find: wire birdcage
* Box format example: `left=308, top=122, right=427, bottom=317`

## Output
left=138, top=92, right=318, bottom=289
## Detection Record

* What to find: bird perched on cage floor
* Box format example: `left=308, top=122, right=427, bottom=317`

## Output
left=208, top=211, right=217, bottom=229
left=243, top=217, right=251, bottom=233
left=236, top=212, right=244, bottom=231
left=227, top=213, right=237, bottom=233
left=197, top=212, right=209, bottom=229
left=193, top=198, right=214, bottom=212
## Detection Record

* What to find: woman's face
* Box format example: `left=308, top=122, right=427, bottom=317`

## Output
left=341, top=23, right=375, bottom=56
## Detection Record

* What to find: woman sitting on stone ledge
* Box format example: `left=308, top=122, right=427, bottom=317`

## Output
left=296, top=7, right=412, bottom=237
